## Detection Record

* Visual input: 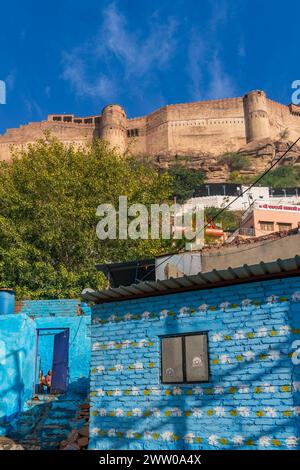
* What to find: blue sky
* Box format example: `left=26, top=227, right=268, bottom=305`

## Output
left=0, top=0, right=299, bottom=134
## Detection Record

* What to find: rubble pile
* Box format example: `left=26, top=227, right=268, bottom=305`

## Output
left=60, top=403, right=89, bottom=450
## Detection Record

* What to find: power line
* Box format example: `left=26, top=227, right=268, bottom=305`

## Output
left=140, top=136, right=300, bottom=282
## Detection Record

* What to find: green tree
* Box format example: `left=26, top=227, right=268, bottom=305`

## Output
left=0, top=136, right=172, bottom=299
left=167, top=165, right=205, bottom=202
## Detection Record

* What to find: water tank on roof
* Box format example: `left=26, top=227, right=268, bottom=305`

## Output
left=0, top=288, right=15, bottom=315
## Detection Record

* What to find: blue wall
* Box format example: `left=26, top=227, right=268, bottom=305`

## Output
left=89, top=276, right=300, bottom=450
left=0, top=314, right=36, bottom=434
left=0, top=299, right=91, bottom=431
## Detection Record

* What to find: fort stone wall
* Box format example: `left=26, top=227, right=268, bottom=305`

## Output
left=1, top=90, right=300, bottom=166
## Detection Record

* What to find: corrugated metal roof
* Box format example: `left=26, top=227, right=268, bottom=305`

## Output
left=82, top=255, right=300, bottom=303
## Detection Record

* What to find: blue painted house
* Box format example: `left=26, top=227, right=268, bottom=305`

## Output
left=85, top=256, right=300, bottom=450
left=0, top=295, right=91, bottom=437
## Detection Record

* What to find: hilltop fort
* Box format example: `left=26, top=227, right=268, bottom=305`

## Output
left=1, top=90, right=300, bottom=181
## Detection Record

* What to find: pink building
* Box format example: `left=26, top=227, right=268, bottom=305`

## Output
left=240, top=202, right=300, bottom=237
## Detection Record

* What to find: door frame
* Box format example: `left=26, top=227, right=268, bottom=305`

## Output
left=34, top=328, right=70, bottom=395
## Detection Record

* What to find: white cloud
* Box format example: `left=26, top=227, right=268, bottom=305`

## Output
left=61, top=2, right=177, bottom=102
left=187, top=0, right=239, bottom=100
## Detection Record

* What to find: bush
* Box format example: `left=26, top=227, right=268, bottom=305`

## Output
left=220, top=152, right=251, bottom=172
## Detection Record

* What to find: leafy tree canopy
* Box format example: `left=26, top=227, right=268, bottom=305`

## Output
left=167, top=165, right=205, bottom=202
left=0, top=136, right=172, bottom=299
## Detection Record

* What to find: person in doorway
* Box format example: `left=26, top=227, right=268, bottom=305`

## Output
left=45, top=370, right=52, bottom=394
left=38, top=370, right=45, bottom=394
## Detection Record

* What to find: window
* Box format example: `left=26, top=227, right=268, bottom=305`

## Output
left=161, top=333, right=209, bottom=384
left=277, top=222, right=292, bottom=232
left=259, top=221, right=274, bottom=231
left=127, top=128, right=139, bottom=137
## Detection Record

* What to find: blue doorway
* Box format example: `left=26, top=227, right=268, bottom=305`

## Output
left=35, top=328, right=69, bottom=395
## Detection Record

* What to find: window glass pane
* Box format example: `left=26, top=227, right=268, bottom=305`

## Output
left=161, top=336, right=183, bottom=383
left=185, top=334, right=209, bottom=382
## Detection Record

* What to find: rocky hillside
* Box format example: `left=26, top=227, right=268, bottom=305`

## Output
left=156, top=139, right=300, bottom=182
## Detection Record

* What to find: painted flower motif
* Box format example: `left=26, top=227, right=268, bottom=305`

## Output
left=214, top=407, right=226, bottom=417
left=238, top=384, right=249, bottom=394
left=144, top=431, right=152, bottom=440
left=173, top=407, right=182, bottom=416
left=132, top=408, right=142, bottom=417
left=99, top=408, right=106, bottom=416
left=212, top=333, right=222, bottom=342
left=138, top=339, right=147, bottom=347
left=234, top=330, right=245, bottom=340
left=124, top=313, right=132, bottom=321
left=153, top=408, right=161, bottom=417
left=142, top=311, right=151, bottom=319
left=220, top=301, right=230, bottom=310
left=114, top=389, right=122, bottom=396
left=179, top=306, right=189, bottom=316
left=115, top=408, right=124, bottom=417
left=263, top=383, right=275, bottom=393
left=160, top=309, right=169, bottom=318
left=267, top=295, right=278, bottom=304
left=108, top=314, right=116, bottom=322
left=264, top=407, right=277, bottom=417
left=192, top=408, right=202, bottom=417
left=132, top=387, right=139, bottom=396
left=115, top=364, right=124, bottom=372
left=268, top=350, right=280, bottom=361
left=243, top=351, right=255, bottom=361
left=97, top=388, right=105, bottom=396
left=122, top=340, right=131, bottom=348
left=292, top=291, right=300, bottom=302
left=150, top=387, right=161, bottom=395
left=258, top=436, right=271, bottom=447
left=293, top=406, right=300, bottom=416
left=96, top=365, right=105, bottom=373
left=257, top=327, right=268, bottom=337
left=232, top=435, right=244, bottom=445
left=107, top=341, right=115, bottom=349
left=184, top=433, right=195, bottom=443
left=134, top=362, right=143, bottom=370
left=241, top=298, right=252, bottom=307
left=220, top=354, right=231, bottom=364
left=92, top=342, right=101, bottom=350
left=173, top=386, right=182, bottom=395
left=237, top=407, right=250, bottom=417
left=286, top=436, right=298, bottom=448
left=214, top=386, right=224, bottom=395
left=162, top=431, right=173, bottom=441
left=91, top=427, right=99, bottom=436
left=208, top=435, right=219, bottom=446
left=193, top=386, right=203, bottom=395
left=126, top=430, right=135, bottom=438
left=198, top=303, right=208, bottom=312
left=293, top=382, right=300, bottom=392
left=279, top=325, right=290, bottom=335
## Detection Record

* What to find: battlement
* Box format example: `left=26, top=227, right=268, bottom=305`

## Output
left=1, top=90, right=300, bottom=162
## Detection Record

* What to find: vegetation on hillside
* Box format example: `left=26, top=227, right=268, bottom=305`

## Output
left=228, top=165, right=300, bottom=187
left=258, top=166, right=300, bottom=188
left=220, top=152, right=251, bottom=172
left=167, top=165, right=205, bottom=202
left=0, top=137, right=173, bottom=299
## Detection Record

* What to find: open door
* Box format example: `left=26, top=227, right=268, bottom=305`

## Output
left=51, top=330, right=69, bottom=394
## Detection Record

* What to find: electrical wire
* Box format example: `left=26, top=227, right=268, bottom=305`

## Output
left=139, top=136, right=300, bottom=282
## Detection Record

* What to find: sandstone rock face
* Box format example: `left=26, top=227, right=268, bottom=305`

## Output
left=155, top=138, right=300, bottom=182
